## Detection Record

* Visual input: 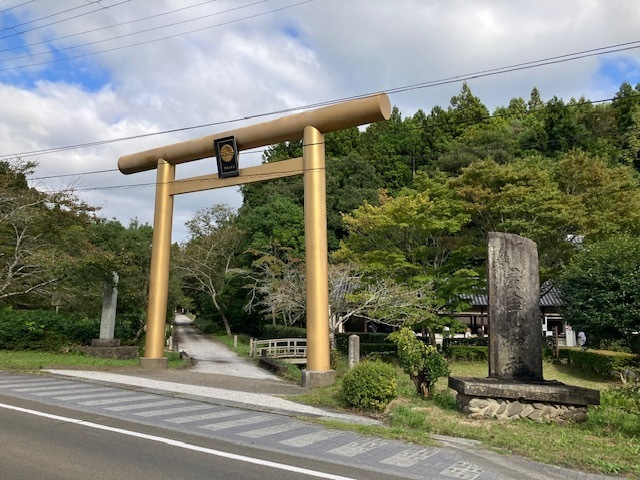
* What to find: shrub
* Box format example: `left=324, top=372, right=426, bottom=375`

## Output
left=447, top=345, right=488, bottom=362
left=0, top=308, right=99, bottom=351
left=260, top=324, right=306, bottom=339
left=389, top=327, right=450, bottom=398
left=558, top=348, right=639, bottom=379
left=334, top=333, right=391, bottom=353
left=442, top=336, right=488, bottom=355
left=341, top=360, right=397, bottom=412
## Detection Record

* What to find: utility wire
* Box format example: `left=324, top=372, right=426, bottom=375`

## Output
left=0, top=0, right=269, bottom=62
left=5, top=39, right=640, bottom=163
left=0, top=0, right=310, bottom=70
left=0, top=0, right=132, bottom=40
left=0, top=0, right=219, bottom=54
left=0, top=0, right=122, bottom=34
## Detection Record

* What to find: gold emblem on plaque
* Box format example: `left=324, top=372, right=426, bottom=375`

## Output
left=220, top=144, right=235, bottom=163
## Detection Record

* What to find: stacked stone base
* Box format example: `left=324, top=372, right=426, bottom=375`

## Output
left=449, top=376, right=599, bottom=423
left=456, top=393, right=588, bottom=422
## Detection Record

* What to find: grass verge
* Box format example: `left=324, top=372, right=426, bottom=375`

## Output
left=0, top=349, right=188, bottom=371
left=293, top=359, right=640, bottom=478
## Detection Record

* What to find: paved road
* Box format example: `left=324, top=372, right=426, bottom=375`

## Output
left=0, top=395, right=392, bottom=480
left=0, top=372, right=616, bottom=480
left=173, top=314, right=277, bottom=380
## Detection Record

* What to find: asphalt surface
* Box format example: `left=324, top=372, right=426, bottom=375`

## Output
left=0, top=314, right=621, bottom=480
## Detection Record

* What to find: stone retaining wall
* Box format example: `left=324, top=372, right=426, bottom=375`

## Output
left=456, top=393, right=588, bottom=422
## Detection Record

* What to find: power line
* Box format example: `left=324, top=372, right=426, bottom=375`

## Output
left=0, top=0, right=311, bottom=71
left=0, top=0, right=121, bottom=34
left=0, top=0, right=219, bottom=54
left=6, top=37, right=640, bottom=164
left=0, top=0, right=133, bottom=42
left=0, top=0, right=269, bottom=63
left=0, top=0, right=35, bottom=16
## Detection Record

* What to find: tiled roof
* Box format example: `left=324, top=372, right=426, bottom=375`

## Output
left=461, top=282, right=565, bottom=307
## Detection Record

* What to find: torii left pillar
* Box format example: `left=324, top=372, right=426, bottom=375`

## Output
left=140, top=158, right=175, bottom=369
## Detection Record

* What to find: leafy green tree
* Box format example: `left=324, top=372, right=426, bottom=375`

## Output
left=553, top=150, right=640, bottom=239
left=336, top=176, right=478, bottom=330
left=451, top=156, right=579, bottom=278
left=560, top=235, right=640, bottom=344
left=388, top=327, right=449, bottom=398
left=447, top=82, right=490, bottom=138
left=238, top=196, right=305, bottom=258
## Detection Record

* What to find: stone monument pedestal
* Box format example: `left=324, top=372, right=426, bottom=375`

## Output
left=81, top=338, right=139, bottom=360
left=449, top=376, right=600, bottom=422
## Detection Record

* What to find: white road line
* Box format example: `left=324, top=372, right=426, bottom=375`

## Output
left=237, top=423, right=300, bottom=439
left=11, top=382, right=74, bottom=391
left=134, top=404, right=212, bottom=417
left=380, top=448, right=436, bottom=467
left=0, top=402, right=357, bottom=480
left=55, top=391, right=133, bottom=401
left=199, top=415, right=270, bottom=431
left=105, top=399, right=185, bottom=411
left=164, top=410, right=239, bottom=424
left=31, top=388, right=105, bottom=396
left=80, top=395, right=154, bottom=406
left=327, top=439, right=387, bottom=457
left=280, top=430, right=341, bottom=447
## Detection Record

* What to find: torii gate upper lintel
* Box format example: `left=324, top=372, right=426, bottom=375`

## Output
left=118, top=94, right=391, bottom=388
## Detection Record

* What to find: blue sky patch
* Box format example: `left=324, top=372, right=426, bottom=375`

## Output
left=0, top=11, right=110, bottom=92
left=597, top=56, right=640, bottom=90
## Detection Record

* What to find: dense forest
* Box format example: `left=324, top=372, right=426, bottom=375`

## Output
left=2, top=81, right=640, bottom=349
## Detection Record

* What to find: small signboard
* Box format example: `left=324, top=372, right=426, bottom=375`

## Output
left=214, top=136, right=239, bottom=178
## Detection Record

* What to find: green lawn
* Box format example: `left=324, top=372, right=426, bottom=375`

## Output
left=0, top=350, right=188, bottom=371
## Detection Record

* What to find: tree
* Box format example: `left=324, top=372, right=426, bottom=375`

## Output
left=243, top=247, right=306, bottom=328
left=388, top=327, right=449, bottom=398
left=0, top=161, right=96, bottom=307
left=560, top=235, right=640, bottom=345
left=178, top=205, right=244, bottom=335
left=335, top=179, right=478, bottom=331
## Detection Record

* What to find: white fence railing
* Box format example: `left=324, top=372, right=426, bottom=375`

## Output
left=250, top=337, right=307, bottom=364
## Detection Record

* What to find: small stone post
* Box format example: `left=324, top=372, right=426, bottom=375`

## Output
left=348, top=334, right=360, bottom=370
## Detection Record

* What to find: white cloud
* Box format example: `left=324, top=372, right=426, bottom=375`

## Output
left=0, top=0, right=639, bottom=242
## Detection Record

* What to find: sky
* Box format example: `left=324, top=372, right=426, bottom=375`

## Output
left=1, top=0, right=639, bottom=242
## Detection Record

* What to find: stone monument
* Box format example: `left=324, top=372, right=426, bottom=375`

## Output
left=83, top=272, right=138, bottom=360
left=448, top=233, right=600, bottom=421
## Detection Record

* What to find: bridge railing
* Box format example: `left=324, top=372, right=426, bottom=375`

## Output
left=249, top=337, right=307, bottom=364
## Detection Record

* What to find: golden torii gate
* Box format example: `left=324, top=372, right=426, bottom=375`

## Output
left=118, top=94, right=390, bottom=387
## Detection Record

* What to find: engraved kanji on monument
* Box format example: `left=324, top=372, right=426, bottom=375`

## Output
left=487, top=232, right=542, bottom=381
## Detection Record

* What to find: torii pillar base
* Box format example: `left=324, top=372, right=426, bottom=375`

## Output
left=140, top=357, right=168, bottom=370
left=301, top=369, right=336, bottom=388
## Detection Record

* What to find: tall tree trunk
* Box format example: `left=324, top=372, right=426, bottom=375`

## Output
left=210, top=291, right=231, bottom=336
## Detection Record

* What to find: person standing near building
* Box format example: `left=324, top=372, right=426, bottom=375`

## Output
left=577, top=331, right=587, bottom=350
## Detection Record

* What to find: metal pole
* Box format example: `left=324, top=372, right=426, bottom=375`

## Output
left=142, top=158, right=175, bottom=368
left=302, top=126, right=332, bottom=383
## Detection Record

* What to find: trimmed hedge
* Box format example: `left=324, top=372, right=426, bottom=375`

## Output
left=0, top=308, right=99, bottom=351
left=342, top=360, right=397, bottom=411
left=447, top=345, right=488, bottom=362
left=442, top=336, right=488, bottom=355
left=260, top=324, right=307, bottom=339
left=558, top=348, right=640, bottom=378
left=335, top=333, right=395, bottom=355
